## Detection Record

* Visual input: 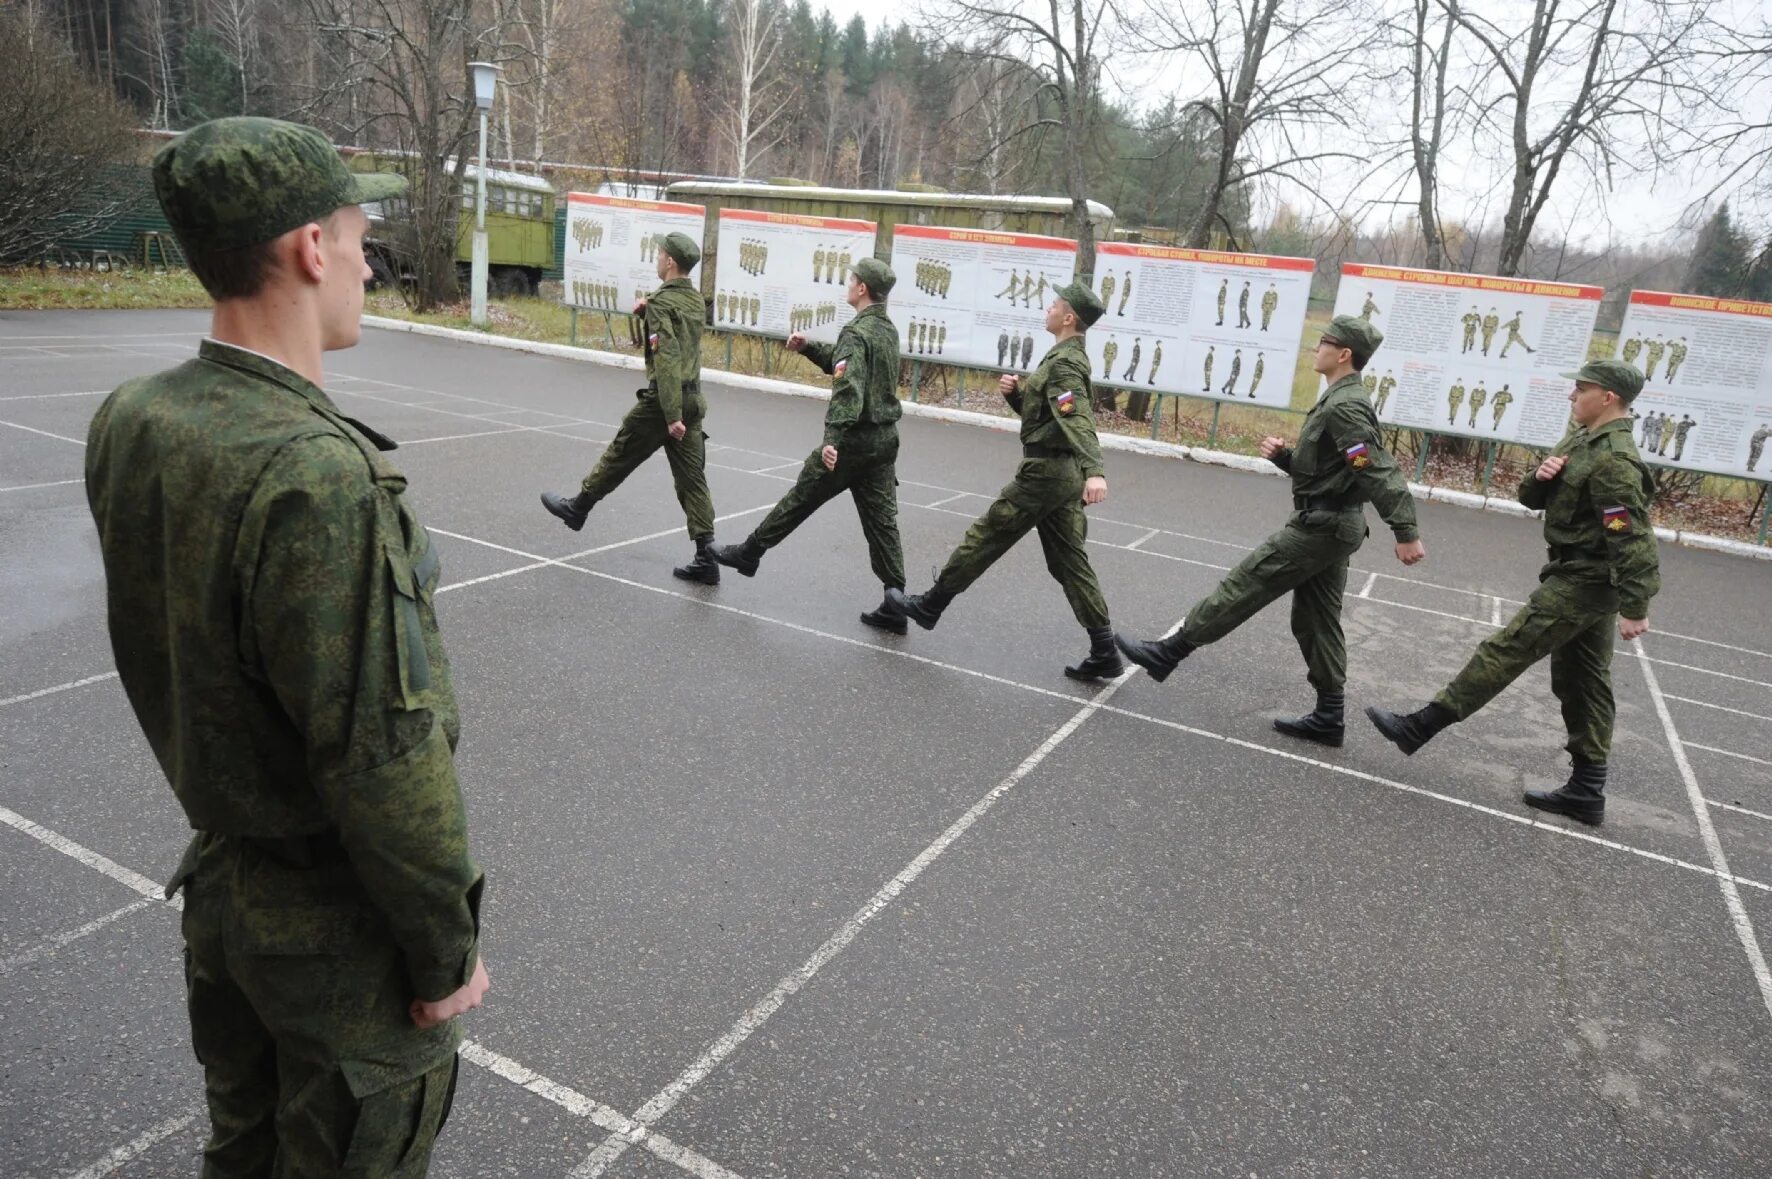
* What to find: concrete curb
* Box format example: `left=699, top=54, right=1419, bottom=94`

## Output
left=363, top=316, right=1771, bottom=561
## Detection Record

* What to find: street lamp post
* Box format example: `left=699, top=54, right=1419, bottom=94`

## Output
left=468, top=61, right=502, bottom=328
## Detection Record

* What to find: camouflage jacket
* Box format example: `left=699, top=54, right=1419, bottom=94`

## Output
left=1518, top=416, right=1661, bottom=619
left=801, top=303, right=902, bottom=448
left=85, top=340, right=482, bottom=1001
left=1006, top=335, right=1105, bottom=478
left=644, top=277, right=705, bottom=423
left=1271, top=373, right=1419, bottom=541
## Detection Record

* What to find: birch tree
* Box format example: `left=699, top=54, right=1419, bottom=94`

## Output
left=720, top=0, right=795, bottom=178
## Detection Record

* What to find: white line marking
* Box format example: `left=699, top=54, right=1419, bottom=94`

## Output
left=1685, top=742, right=1772, bottom=768
left=1643, top=658, right=1772, bottom=691
left=1490, top=595, right=1504, bottom=627
left=922, top=491, right=972, bottom=509
left=60, top=1112, right=200, bottom=1179
left=400, top=426, right=534, bottom=446
left=0, top=804, right=179, bottom=909
left=0, top=418, right=86, bottom=445
left=1665, top=695, right=1772, bottom=723
left=0, top=899, right=155, bottom=974
left=570, top=637, right=1163, bottom=1177
left=1357, top=571, right=1378, bottom=598
left=0, top=389, right=108, bottom=402
left=1126, top=527, right=1161, bottom=550
left=1636, top=643, right=1772, bottom=1022
left=458, top=1041, right=746, bottom=1179
left=1710, top=799, right=1772, bottom=824
left=0, top=671, right=119, bottom=710
left=752, top=461, right=802, bottom=474
left=0, top=477, right=85, bottom=493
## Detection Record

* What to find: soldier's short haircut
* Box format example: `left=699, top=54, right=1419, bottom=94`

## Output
left=184, top=211, right=343, bottom=301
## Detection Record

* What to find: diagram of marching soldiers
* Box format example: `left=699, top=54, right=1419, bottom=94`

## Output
left=1614, top=290, right=1772, bottom=477
left=1335, top=263, right=1603, bottom=445
left=1085, top=243, right=1313, bottom=406
left=887, top=224, right=1076, bottom=372
left=709, top=208, right=877, bottom=343
left=564, top=193, right=707, bottom=324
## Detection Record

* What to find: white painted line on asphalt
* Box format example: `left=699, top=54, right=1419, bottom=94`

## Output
left=458, top=1041, right=746, bottom=1179
left=0, top=418, right=86, bottom=445
left=1358, top=571, right=1378, bottom=598
left=400, top=426, right=534, bottom=446
left=0, top=671, right=119, bottom=710
left=1126, top=527, right=1161, bottom=550
left=0, top=477, right=85, bottom=493
left=922, top=491, right=972, bottom=509
left=1490, top=595, right=1504, bottom=627
left=0, top=898, right=155, bottom=974
left=0, top=804, right=180, bottom=910
left=1685, top=742, right=1772, bottom=769
left=1710, top=799, right=1772, bottom=824
left=569, top=631, right=1163, bottom=1178
left=0, top=389, right=108, bottom=402
left=751, top=461, right=802, bottom=474
left=60, top=1112, right=200, bottom=1179
left=1636, top=643, right=1772, bottom=1022
left=1665, top=695, right=1772, bottom=724
left=1644, top=659, right=1772, bottom=690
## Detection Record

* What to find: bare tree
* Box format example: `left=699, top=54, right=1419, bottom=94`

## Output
left=1135, top=0, right=1371, bottom=250
left=720, top=0, right=796, bottom=179
left=1402, top=0, right=1457, bottom=268
left=1439, top=0, right=1715, bottom=277
left=210, top=0, right=259, bottom=115
left=127, top=0, right=182, bottom=129
left=944, top=51, right=1044, bottom=195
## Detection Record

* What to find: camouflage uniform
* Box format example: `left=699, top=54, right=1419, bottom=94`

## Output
left=87, top=118, right=481, bottom=1176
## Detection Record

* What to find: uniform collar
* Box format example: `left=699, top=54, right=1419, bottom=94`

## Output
left=855, top=303, right=888, bottom=322
left=1051, top=334, right=1086, bottom=357
left=1575, top=416, right=1634, bottom=444
left=1319, top=372, right=1366, bottom=400
left=660, top=277, right=694, bottom=291
left=197, top=339, right=398, bottom=451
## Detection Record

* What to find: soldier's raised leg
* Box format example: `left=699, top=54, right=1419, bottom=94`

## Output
left=890, top=477, right=1041, bottom=629
left=542, top=397, right=665, bottom=531
left=719, top=448, right=849, bottom=577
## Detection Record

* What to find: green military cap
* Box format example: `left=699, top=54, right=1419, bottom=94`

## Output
left=1562, top=358, right=1644, bottom=403
left=153, top=117, right=406, bottom=256
left=852, top=257, right=896, bottom=298
left=661, top=231, right=701, bottom=272
left=1056, top=280, right=1105, bottom=327
left=1323, top=314, right=1383, bottom=362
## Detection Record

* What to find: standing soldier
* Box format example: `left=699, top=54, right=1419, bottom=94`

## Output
left=1467, top=382, right=1487, bottom=428
left=1116, top=316, right=1425, bottom=744
left=1640, top=409, right=1659, bottom=448
left=1447, top=379, right=1465, bottom=425
left=716, top=260, right=907, bottom=631
left=1622, top=337, right=1643, bottom=365
left=999, top=329, right=1011, bottom=368
left=1217, top=278, right=1229, bottom=325
left=1100, top=270, right=1117, bottom=313
left=1673, top=414, right=1695, bottom=461
left=1749, top=422, right=1771, bottom=470
left=1376, top=370, right=1397, bottom=417
left=1021, top=333, right=1035, bottom=368
left=1461, top=306, right=1481, bottom=353
left=1238, top=280, right=1253, bottom=328
left=1363, top=372, right=1379, bottom=395
left=888, top=283, right=1124, bottom=682
left=1480, top=307, right=1500, bottom=355
left=937, top=323, right=948, bottom=355
left=1500, top=311, right=1536, bottom=358
left=1360, top=290, right=1381, bottom=321
left=1220, top=348, right=1243, bottom=397
left=1102, top=335, right=1120, bottom=381
left=1147, top=340, right=1164, bottom=385
left=1036, top=273, right=1049, bottom=307
left=87, top=117, right=489, bottom=1175
left=814, top=245, right=827, bottom=284
left=1644, top=337, right=1667, bottom=381
left=1118, top=269, right=1133, bottom=316
left=1249, top=352, right=1266, bottom=400
left=1666, top=337, right=1689, bottom=382
left=1658, top=411, right=1676, bottom=456
left=1123, top=336, right=1142, bottom=383
left=1261, top=283, right=1278, bottom=330
left=542, top=231, right=722, bottom=583
left=1492, top=384, right=1513, bottom=429
left=1367, top=360, right=1658, bottom=826
left=1203, top=344, right=1216, bottom=393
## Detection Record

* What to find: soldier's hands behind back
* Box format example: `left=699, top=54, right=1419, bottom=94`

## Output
left=998, top=374, right=1020, bottom=397
left=1082, top=475, right=1107, bottom=506
left=786, top=332, right=808, bottom=352
left=1619, top=616, right=1649, bottom=641
left=1394, top=539, right=1427, bottom=566
left=1536, top=455, right=1568, bottom=481
left=1258, top=436, right=1289, bottom=459
left=411, top=955, right=490, bottom=1029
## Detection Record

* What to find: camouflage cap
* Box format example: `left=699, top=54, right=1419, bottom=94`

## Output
left=1322, top=314, right=1384, bottom=362
left=1057, top=280, right=1105, bottom=327
left=660, top=231, right=701, bottom=272
left=852, top=257, right=896, bottom=298
left=1562, top=358, right=1644, bottom=403
left=153, top=117, right=406, bottom=256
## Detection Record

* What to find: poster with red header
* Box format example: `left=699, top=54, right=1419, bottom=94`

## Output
left=886, top=224, right=1078, bottom=372
left=1332, top=263, right=1604, bottom=447
left=563, top=192, right=706, bottom=314
left=711, top=208, right=877, bottom=344
left=1616, top=291, right=1772, bottom=480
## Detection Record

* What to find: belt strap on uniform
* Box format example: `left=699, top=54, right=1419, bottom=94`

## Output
left=244, top=829, right=348, bottom=868
left=1548, top=543, right=1605, bottom=562
left=1294, top=495, right=1354, bottom=512
left=1023, top=444, right=1071, bottom=459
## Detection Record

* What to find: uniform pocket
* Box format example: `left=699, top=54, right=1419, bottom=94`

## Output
left=386, top=544, right=439, bottom=711
left=338, top=1052, right=460, bottom=1176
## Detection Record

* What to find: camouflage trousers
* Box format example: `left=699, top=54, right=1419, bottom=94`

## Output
left=1435, top=572, right=1618, bottom=763
left=749, top=428, right=904, bottom=589
left=935, top=455, right=1110, bottom=628
left=175, top=835, right=462, bottom=1178
left=1179, top=510, right=1367, bottom=692
left=580, top=389, right=715, bottom=539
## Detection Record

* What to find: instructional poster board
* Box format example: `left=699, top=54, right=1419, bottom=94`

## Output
left=887, top=224, right=1077, bottom=372
left=1332, top=263, right=1604, bottom=446
left=563, top=192, right=707, bottom=313
left=711, top=208, right=877, bottom=343
left=1086, top=244, right=1315, bottom=406
left=1617, top=291, right=1772, bottom=480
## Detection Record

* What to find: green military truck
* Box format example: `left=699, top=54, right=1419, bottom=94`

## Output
left=354, top=157, right=558, bottom=296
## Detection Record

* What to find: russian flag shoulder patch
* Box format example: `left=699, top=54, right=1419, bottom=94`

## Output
left=1056, top=390, right=1078, bottom=416
left=834, top=358, right=848, bottom=377
left=1345, top=442, right=1371, bottom=469
left=1601, top=505, right=1631, bottom=533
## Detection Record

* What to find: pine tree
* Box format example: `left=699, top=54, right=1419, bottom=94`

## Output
left=1683, top=203, right=1752, bottom=297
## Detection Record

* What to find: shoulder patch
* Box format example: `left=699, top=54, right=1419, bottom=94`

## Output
left=833, top=358, right=848, bottom=377
left=647, top=332, right=660, bottom=349
left=1345, top=442, right=1372, bottom=469
left=1601, top=505, right=1631, bottom=533
left=1056, top=390, right=1078, bottom=416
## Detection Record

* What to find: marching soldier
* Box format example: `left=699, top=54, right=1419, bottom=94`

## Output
left=1367, top=360, right=1658, bottom=826
left=1261, top=283, right=1278, bottom=330
left=1481, top=307, right=1500, bottom=354
left=1117, top=316, right=1426, bottom=745
left=1216, top=278, right=1229, bottom=326
left=1644, top=337, right=1667, bottom=382
left=1238, top=280, right=1253, bottom=328
left=1491, top=384, right=1513, bottom=429
left=888, top=283, right=1124, bottom=682
left=1467, top=382, right=1487, bottom=428
left=1376, top=371, right=1397, bottom=417
left=1666, top=337, right=1689, bottom=382
left=1448, top=380, right=1465, bottom=425
left=997, top=270, right=1019, bottom=302
left=1500, top=311, right=1535, bottom=358
left=542, top=231, right=722, bottom=583
left=1249, top=352, right=1266, bottom=399
left=1118, top=269, right=1133, bottom=316
left=1673, top=414, right=1695, bottom=461
left=1147, top=340, right=1164, bottom=385
left=1123, top=337, right=1142, bottom=384
left=1461, top=306, right=1480, bottom=353
left=1220, top=348, right=1243, bottom=397
left=715, top=259, right=906, bottom=631
left=87, top=117, right=488, bottom=1175
left=1749, top=422, right=1770, bottom=470
left=1360, top=291, right=1380, bottom=321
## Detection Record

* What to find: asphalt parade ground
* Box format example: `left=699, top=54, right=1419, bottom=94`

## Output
left=3, top=308, right=1770, bottom=1178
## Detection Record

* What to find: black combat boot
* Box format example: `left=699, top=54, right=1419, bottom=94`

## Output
left=540, top=489, right=595, bottom=531
left=886, top=583, right=954, bottom=631
left=1112, top=630, right=1196, bottom=683
left=1274, top=688, right=1346, bottom=748
left=860, top=588, right=909, bottom=635
left=1524, top=761, right=1606, bottom=826
left=713, top=536, right=764, bottom=577
left=1065, top=626, right=1126, bottom=683
left=672, top=536, right=721, bottom=585
left=1363, top=701, right=1456, bottom=755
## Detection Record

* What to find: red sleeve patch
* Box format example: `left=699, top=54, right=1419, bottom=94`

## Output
left=1601, top=505, right=1631, bottom=533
